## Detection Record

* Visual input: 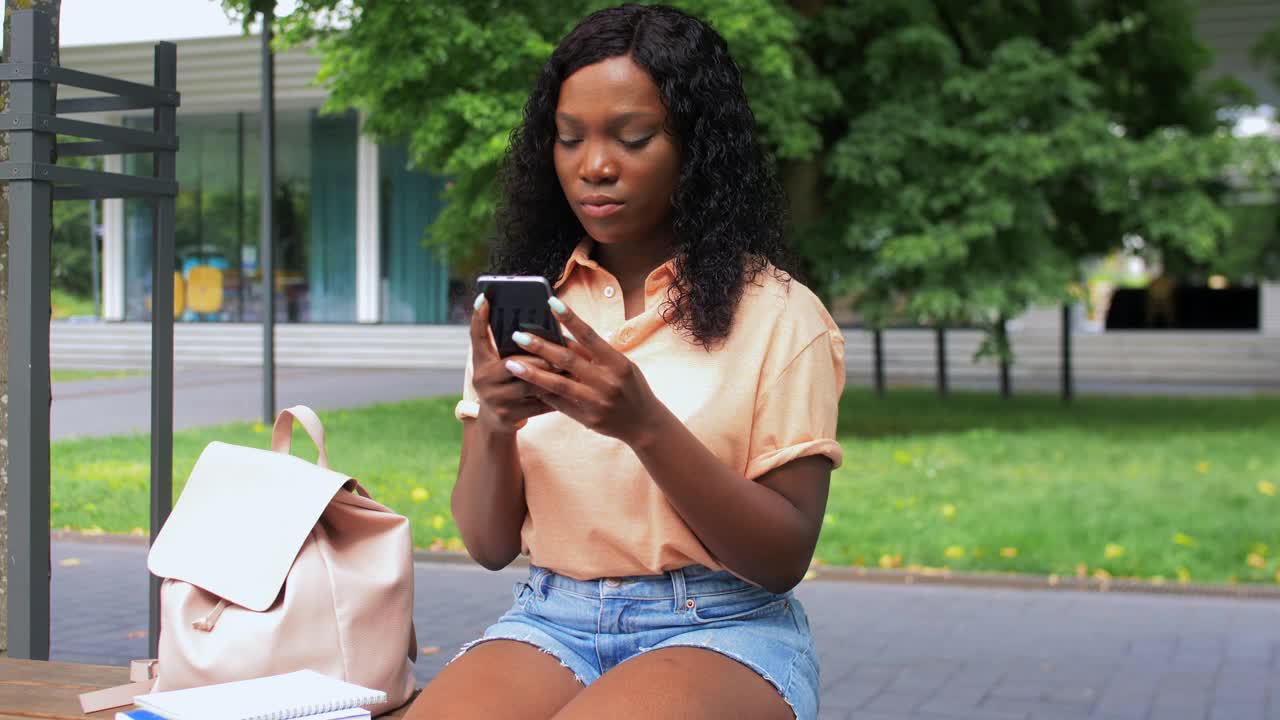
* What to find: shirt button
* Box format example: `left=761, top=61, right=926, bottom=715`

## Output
left=618, top=329, right=631, bottom=343
left=603, top=286, right=616, bottom=299
left=605, top=578, right=621, bottom=587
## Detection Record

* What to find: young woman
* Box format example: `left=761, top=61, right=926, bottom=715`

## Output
left=407, top=5, right=844, bottom=719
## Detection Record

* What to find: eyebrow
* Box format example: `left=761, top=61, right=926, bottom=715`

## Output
left=555, top=111, right=661, bottom=130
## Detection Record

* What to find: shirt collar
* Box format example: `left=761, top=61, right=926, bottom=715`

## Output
left=553, top=238, right=678, bottom=294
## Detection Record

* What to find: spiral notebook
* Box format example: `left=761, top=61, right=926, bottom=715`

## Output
left=131, top=669, right=386, bottom=720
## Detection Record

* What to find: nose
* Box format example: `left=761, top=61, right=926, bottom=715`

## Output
left=579, top=138, right=617, bottom=184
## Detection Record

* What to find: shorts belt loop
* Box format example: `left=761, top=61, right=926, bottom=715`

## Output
left=670, top=566, right=688, bottom=614
left=531, top=567, right=550, bottom=601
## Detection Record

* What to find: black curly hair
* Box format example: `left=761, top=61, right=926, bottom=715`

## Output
left=491, top=3, right=792, bottom=349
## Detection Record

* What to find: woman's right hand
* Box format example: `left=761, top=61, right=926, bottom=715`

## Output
left=470, top=295, right=555, bottom=434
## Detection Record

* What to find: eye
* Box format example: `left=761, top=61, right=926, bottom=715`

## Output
left=556, top=136, right=582, bottom=147
left=621, top=135, right=654, bottom=150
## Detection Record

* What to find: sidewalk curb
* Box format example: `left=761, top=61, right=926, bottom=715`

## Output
left=52, top=531, right=1280, bottom=601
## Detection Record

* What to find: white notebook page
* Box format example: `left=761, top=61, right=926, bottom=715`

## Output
left=134, top=669, right=386, bottom=720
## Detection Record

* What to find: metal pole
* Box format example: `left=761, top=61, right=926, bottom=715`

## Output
left=261, top=11, right=276, bottom=424
left=89, top=187, right=100, bottom=318
left=872, top=328, right=885, bottom=396
left=1061, top=303, right=1073, bottom=403
left=236, top=112, right=245, bottom=321
left=998, top=316, right=1012, bottom=398
left=935, top=326, right=948, bottom=396
left=6, top=9, right=54, bottom=661
left=148, top=40, right=178, bottom=660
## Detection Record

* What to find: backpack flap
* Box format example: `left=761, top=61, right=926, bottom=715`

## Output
left=147, top=440, right=354, bottom=612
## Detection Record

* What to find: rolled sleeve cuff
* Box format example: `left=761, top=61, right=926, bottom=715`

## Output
left=455, top=399, right=480, bottom=421
left=453, top=400, right=528, bottom=430
left=745, top=438, right=843, bottom=482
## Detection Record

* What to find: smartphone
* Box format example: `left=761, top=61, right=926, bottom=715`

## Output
left=476, top=275, right=567, bottom=358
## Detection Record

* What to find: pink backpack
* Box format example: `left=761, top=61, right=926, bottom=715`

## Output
left=82, top=406, right=418, bottom=715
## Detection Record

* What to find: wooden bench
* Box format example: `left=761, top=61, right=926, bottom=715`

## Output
left=0, top=658, right=414, bottom=719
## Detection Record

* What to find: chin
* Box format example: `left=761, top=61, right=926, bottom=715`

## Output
left=577, top=221, right=629, bottom=245
left=587, top=232, right=628, bottom=245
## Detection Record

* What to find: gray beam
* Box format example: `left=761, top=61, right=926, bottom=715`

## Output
left=261, top=14, right=277, bottom=425
left=0, top=162, right=177, bottom=197
left=0, top=113, right=177, bottom=151
left=56, top=95, right=156, bottom=115
left=148, top=40, right=177, bottom=660
left=5, top=8, right=53, bottom=661
left=0, top=63, right=179, bottom=107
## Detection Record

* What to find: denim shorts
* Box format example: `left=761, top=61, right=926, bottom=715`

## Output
left=449, top=564, right=821, bottom=719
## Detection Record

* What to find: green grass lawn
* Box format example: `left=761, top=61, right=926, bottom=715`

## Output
left=49, top=390, right=1280, bottom=585
left=52, top=288, right=95, bottom=319
left=52, top=369, right=146, bottom=383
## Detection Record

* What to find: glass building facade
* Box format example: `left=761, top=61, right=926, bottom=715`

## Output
left=122, top=110, right=460, bottom=324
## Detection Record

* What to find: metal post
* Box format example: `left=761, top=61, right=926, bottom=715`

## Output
left=6, top=9, right=54, bottom=661
left=935, top=326, right=948, bottom=396
left=89, top=190, right=100, bottom=318
left=998, top=317, right=1012, bottom=398
left=236, top=112, right=245, bottom=321
left=261, top=12, right=276, bottom=424
left=1061, top=303, right=1073, bottom=404
left=872, top=328, right=885, bottom=396
left=148, top=40, right=177, bottom=660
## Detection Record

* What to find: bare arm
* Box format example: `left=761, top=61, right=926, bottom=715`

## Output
left=450, top=296, right=554, bottom=570
left=451, top=420, right=527, bottom=570
left=628, top=408, right=831, bottom=593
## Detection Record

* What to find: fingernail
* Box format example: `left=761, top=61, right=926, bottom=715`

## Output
left=474, top=293, right=486, bottom=310
left=505, top=360, right=525, bottom=375
left=548, top=296, right=567, bottom=315
left=512, top=331, right=533, bottom=347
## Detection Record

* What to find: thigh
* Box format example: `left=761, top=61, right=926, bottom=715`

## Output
left=403, top=640, right=584, bottom=720
left=550, top=647, right=794, bottom=720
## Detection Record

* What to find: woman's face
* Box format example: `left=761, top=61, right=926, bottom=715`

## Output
left=553, top=55, right=680, bottom=248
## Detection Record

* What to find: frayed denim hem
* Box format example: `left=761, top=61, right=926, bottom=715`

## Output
left=631, top=642, right=805, bottom=720
left=448, top=634, right=589, bottom=687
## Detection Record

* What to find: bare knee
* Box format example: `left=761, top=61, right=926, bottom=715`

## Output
left=404, top=640, right=582, bottom=720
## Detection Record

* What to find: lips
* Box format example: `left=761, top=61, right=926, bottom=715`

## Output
left=579, top=194, right=624, bottom=219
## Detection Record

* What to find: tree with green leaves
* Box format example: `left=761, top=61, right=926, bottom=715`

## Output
left=1233, top=21, right=1280, bottom=282
left=221, top=0, right=1241, bottom=362
left=803, top=1, right=1242, bottom=359
left=222, top=0, right=835, bottom=281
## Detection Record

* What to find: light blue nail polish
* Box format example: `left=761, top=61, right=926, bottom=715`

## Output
left=512, top=331, right=533, bottom=347
left=548, top=296, right=567, bottom=315
left=474, top=293, right=486, bottom=310
left=505, top=360, right=525, bottom=375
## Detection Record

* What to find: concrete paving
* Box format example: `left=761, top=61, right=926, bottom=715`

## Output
left=51, top=367, right=464, bottom=439
left=50, top=538, right=1280, bottom=720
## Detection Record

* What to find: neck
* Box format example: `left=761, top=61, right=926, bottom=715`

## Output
left=591, top=229, right=675, bottom=291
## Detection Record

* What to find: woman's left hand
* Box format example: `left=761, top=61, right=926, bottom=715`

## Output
left=502, top=298, right=662, bottom=445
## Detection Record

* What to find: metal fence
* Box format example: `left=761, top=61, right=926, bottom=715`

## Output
left=2, top=8, right=177, bottom=660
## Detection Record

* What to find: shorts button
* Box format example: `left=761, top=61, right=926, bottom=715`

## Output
left=605, top=578, right=621, bottom=587
left=685, top=599, right=696, bottom=609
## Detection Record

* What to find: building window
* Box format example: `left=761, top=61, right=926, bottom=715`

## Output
left=123, top=110, right=359, bottom=323
left=378, top=144, right=471, bottom=324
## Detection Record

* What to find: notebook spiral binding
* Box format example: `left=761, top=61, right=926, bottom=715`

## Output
left=255, top=693, right=380, bottom=720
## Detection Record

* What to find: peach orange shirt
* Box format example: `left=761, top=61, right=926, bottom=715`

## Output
left=455, top=240, right=845, bottom=580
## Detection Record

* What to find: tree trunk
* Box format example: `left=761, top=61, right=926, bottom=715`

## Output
left=1, top=0, right=60, bottom=658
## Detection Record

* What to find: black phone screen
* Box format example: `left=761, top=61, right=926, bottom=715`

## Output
left=476, top=276, right=566, bottom=358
